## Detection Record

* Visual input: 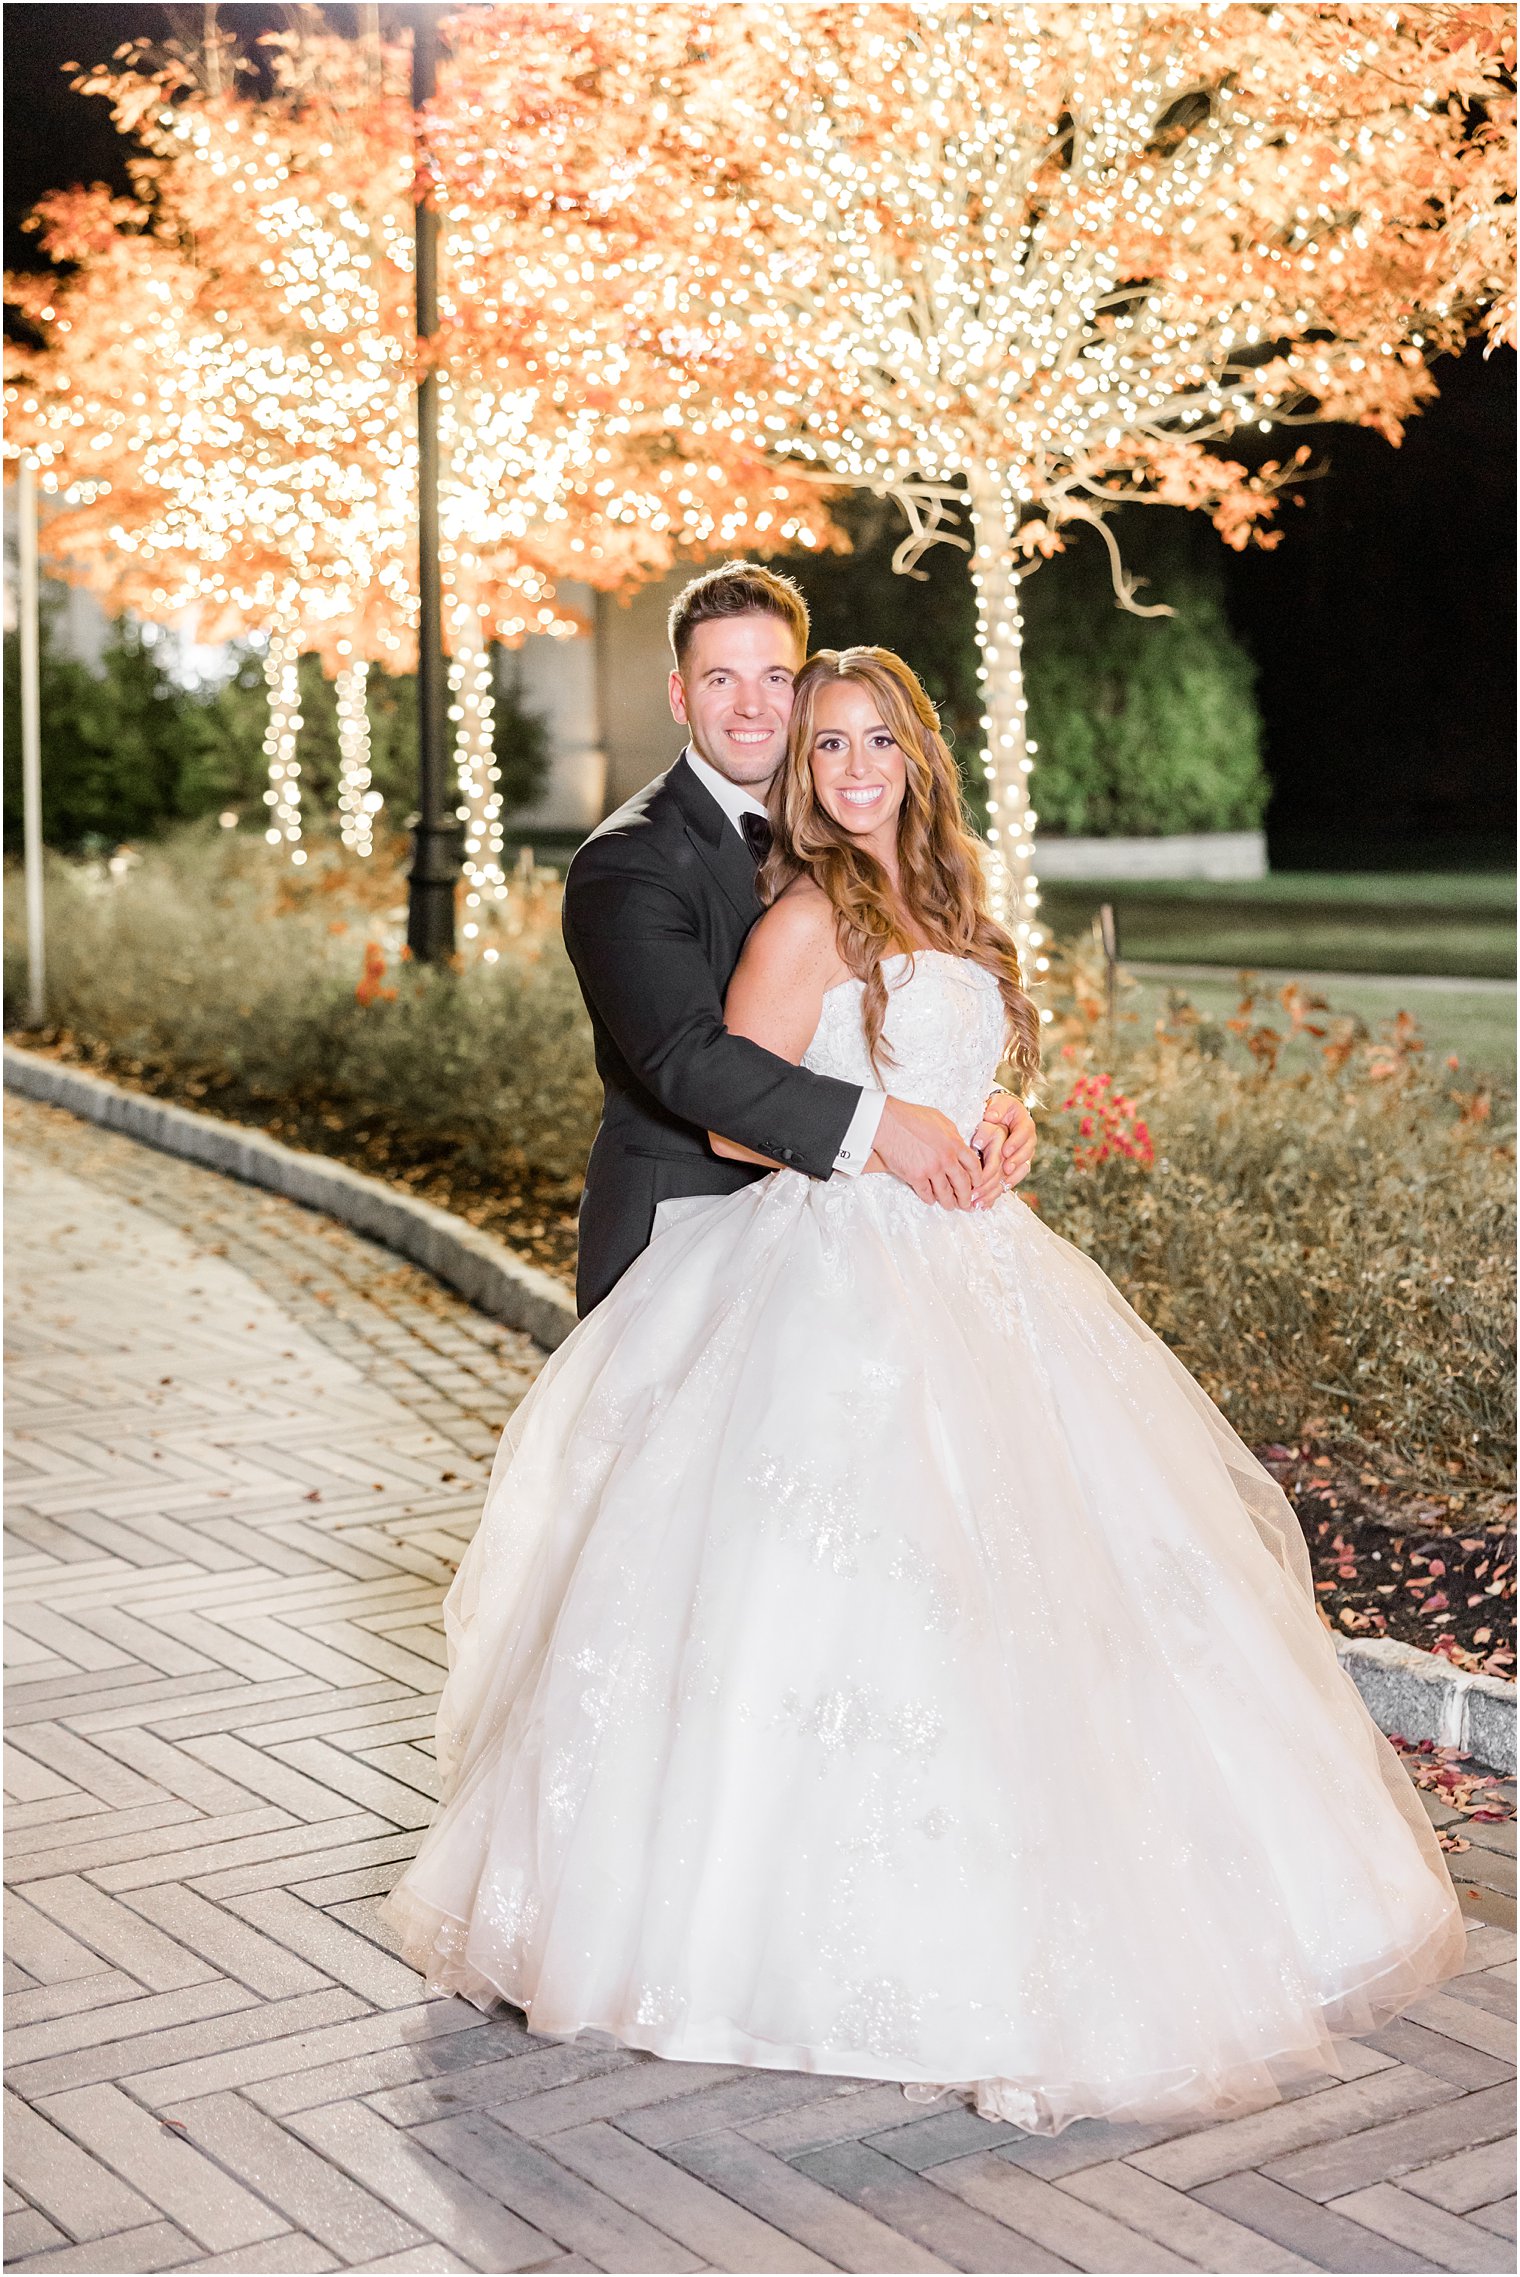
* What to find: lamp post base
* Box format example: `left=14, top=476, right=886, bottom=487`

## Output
left=406, top=820, right=465, bottom=964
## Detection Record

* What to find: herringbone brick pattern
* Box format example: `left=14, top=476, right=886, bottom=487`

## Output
left=5, top=1093, right=1515, bottom=2275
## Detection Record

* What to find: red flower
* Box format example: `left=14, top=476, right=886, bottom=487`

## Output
left=1061, top=1072, right=1154, bottom=1172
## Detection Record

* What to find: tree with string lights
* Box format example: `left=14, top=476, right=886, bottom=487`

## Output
left=4, top=18, right=838, bottom=899
left=431, top=1, right=1514, bottom=962
left=7, top=26, right=547, bottom=879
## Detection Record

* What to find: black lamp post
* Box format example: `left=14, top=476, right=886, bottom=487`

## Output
left=406, top=6, right=463, bottom=963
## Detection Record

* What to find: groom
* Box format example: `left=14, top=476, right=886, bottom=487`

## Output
left=561, top=561, right=1038, bottom=1315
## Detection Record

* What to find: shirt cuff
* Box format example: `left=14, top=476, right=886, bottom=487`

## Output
left=832, top=1088, right=887, bottom=1176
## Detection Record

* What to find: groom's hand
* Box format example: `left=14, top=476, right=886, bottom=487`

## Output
left=873, top=1098, right=982, bottom=1209
left=970, top=1092, right=1036, bottom=1206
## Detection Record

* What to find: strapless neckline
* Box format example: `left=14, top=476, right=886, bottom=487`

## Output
left=804, top=950, right=1008, bottom=1143
left=820, top=948, right=991, bottom=1002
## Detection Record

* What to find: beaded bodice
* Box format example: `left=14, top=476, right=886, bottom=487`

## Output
left=801, top=951, right=1007, bottom=1142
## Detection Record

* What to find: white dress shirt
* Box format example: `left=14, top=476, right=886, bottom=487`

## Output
left=684, top=747, right=886, bottom=1176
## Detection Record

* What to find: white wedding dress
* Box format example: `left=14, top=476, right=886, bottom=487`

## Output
left=383, top=950, right=1464, bottom=2135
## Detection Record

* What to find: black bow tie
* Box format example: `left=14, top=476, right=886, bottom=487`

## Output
left=740, top=811, right=773, bottom=863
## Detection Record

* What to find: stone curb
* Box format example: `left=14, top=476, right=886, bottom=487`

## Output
left=1335, top=1636, right=1515, bottom=1777
left=7, top=1044, right=1514, bottom=1774
left=4, top=1043, right=578, bottom=1353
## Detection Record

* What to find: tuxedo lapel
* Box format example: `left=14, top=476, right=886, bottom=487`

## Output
left=668, top=756, right=762, bottom=928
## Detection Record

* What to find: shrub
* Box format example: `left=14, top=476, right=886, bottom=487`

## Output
left=287, top=645, right=549, bottom=823
left=491, top=647, right=553, bottom=815
left=783, top=498, right=1268, bottom=837
left=2, top=611, right=215, bottom=849
left=4, top=827, right=601, bottom=1187
left=1030, top=946, right=1515, bottom=1482
left=6, top=830, right=1511, bottom=1482
left=2, top=611, right=550, bottom=851
left=1020, top=512, right=1269, bottom=836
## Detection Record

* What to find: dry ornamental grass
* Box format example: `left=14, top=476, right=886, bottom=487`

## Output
left=1031, top=946, right=1514, bottom=1488
left=7, top=832, right=1515, bottom=1542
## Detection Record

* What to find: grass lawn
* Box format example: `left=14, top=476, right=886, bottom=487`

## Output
left=1038, top=871, right=1516, bottom=980
left=514, top=838, right=1516, bottom=981
left=1121, top=966, right=1517, bottom=1087
left=504, top=836, right=1515, bottom=1074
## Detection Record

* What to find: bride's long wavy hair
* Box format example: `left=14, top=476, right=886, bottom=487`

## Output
left=759, top=647, right=1041, bottom=1095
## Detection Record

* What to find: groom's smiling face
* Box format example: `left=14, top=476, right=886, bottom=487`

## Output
left=669, top=613, right=802, bottom=792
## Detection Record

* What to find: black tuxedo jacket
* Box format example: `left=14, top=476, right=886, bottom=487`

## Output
left=561, top=754, right=865, bottom=1314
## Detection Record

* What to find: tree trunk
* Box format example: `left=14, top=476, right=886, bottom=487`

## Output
left=335, top=660, right=377, bottom=856
left=449, top=616, right=506, bottom=939
left=965, top=467, right=1043, bottom=970
left=202, top=3, right=223, bottom=97
left=357, top=2, right=382, bottom=93
left=261, top=621, right=304, bottom=860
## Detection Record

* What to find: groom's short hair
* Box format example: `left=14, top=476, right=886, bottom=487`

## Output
left=667, top=561, right=810, bottom=668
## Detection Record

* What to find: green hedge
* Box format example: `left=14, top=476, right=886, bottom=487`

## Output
left=1021, top=514, right=1269, bottom=836
left=786, top=499, right=1268, bottom=837
left=14, top=510, right=1262, bottom=849
left=3, top=609, right=549, bottom=851
left=2, top=615, right=219, bottom=849
left=3, top=829, right=598, bottom=1188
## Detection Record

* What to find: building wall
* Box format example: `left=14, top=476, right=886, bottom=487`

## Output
left=4, top=498, right=113, bottom=667
left=505, top=581, right=607, bottom=832
left=596, top=567, right=689, bottom=811
left=505, top=569, right=689, bottom=830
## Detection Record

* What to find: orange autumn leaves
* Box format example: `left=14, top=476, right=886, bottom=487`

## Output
left=354, top=941, right=399, bottom=1006
left=428, top=1, right=1514, bottom=555
left=5, top=4, right=1514, bottom=670
left=2, top=24, right=837, bottom=671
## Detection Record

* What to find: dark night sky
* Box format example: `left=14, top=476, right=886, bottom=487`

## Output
left=5, top=3, right=1515, bottom=862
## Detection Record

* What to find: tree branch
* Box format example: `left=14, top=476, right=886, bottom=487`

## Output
left=1058, top=502, right=1176, bottom=616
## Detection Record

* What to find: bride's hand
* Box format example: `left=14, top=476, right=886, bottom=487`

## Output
left=971, top=1092, right=1035, bottom=1206
left=872, top=1097, right=982, bottom=1209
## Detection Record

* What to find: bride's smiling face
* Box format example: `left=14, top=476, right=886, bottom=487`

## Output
left=809, top=680, right=908, bottom=854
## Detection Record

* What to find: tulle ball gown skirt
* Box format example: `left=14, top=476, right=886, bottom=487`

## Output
left=382, top=1163, right=1465, bottom=2136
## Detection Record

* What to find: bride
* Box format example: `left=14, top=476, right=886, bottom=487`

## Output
left=383, top=646, right=1464, bottom=2136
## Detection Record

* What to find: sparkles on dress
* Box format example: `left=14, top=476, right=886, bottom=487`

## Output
left=382, top=950, right=1465, bottom=2135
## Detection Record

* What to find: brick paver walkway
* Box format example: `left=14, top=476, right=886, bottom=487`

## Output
left=5, top=1092, right=1515, bottom=2277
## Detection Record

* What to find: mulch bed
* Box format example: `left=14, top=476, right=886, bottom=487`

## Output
left=11, top=1032, right=1515, bottom=1692
left=283, top=1109, right=583, bottom=1286
left=12, top=1031, right=584, bottom=1285
left=1257, top=1442, right=1515, bottom=1683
